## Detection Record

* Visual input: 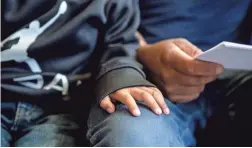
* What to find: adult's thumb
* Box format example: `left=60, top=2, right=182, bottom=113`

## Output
left=172, top=38, right=203, bottom=57
left=162, top=40, right=221, bottom=76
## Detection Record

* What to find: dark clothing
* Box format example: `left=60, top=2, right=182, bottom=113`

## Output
left=139, top=0, right=252, bottom=50
left=137, top=0, right=252, bottom=146
left=1, top=0, right=153, bottom=146
left=86, top=1, right=252, bottom=146
left=1, top=0, right=153, bottom=104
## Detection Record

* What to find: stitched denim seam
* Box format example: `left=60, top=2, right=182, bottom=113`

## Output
left=11, top=102, right=22, bottom=131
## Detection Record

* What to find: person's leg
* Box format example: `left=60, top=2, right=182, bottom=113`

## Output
left=12, top=102, right=80, bottom=147
left=1, top=102, right=17, bottom=147
left=1, top=122, right=12, bottom=147
left=220, top=71, right=252, bottom=146
left=87, top=95, right=210, bottom=147
left=1, top=128, right=12, bottom=147
left=199, top=70, right=252, bottom=146
left=86, top=71, right=252, bottom=147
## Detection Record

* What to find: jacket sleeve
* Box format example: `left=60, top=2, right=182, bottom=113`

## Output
left=94, top=0, right=155, bottom=102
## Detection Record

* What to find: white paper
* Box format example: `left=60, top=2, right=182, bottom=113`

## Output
left=195, top=41, right=252, bottom=70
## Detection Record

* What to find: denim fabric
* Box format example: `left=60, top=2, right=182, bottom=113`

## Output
left=86, top=71, right=252, bottom=146
left=87, top=96, right=209, bottom=147
left=1, top=101, right=79, bottom=147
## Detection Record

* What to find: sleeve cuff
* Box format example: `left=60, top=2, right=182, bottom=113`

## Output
left=95, top=68, right=155, bottom=102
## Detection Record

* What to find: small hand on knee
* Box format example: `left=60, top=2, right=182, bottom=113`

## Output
left=100, top=87, right=170, bottom=116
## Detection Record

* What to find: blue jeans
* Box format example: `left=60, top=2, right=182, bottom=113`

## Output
left=1, top=101, right=80, bottom=147
left=87, top=70, right=252, bottom=146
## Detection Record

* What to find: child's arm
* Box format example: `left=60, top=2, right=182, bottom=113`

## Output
left=95, top=0, right=169, bottom=116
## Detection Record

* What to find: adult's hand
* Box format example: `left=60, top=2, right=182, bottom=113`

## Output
left=137, top=38, right=224, bottom=103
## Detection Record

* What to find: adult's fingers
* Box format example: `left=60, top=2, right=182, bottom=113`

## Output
left=172, top=38, right=223, bottom=75
left=138, top=87, right=169, bottom=114
left=110, top=91, right=141, bottom=116
left=171, top=38, right=203, bottom=57
left=129, top=88, right=162, bottom=115
left=165, top=85, right=205, bottom=96
left=169, top=93, right=200, bottom=103
left=161, top=41, right=223, bottom=76
left=162, top=69, right=217, bottom=86
left=100, top=96, right=115, bottom=113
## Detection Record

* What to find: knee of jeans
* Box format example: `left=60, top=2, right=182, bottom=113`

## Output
left=88, top=108, right=186, bottom=146
left=1, top=127, right=11, bottom=147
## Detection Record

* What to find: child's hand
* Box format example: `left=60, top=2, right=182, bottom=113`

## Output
left=100, top=87, right=170, bottom=116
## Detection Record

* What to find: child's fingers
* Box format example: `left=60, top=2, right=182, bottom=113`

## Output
left=100, top=96, right=115, bottom=113
left=129, top=88, right=162, bottom=115
left=110, top=91, right=141, bottom=117
left=140, top=87, right=170, bottom=114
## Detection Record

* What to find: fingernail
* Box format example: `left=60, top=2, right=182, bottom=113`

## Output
left=216, top=66, right=223, bottom=74
left=164, top=108, right=170, bottom=115
left=155, top=108, right=162, bottom=115
left=106, top=108, right=114, bottom=113
left=133, top=109, right=141, bottom=116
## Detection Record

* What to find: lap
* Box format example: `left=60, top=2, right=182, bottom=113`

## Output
left=87, top=71, right=252, bottom=146
left=1, top=101, right=81, bottom=147
left=199, top=70, right=252, bottom=146
left=14, top=114, right=80, bottom=147
left=1, top=126, right=12, bottom=147
left=87, top=97, right=209, bottom=146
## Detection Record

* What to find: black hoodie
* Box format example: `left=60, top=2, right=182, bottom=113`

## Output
left=1, top=0, right=154, bottom=103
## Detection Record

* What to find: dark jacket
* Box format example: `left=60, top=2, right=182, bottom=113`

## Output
left=139, top=0, right=252, bottom=50
left=1, top=0, right=154, bottom=103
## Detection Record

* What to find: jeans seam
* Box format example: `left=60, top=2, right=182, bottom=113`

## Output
left=11, top=102, right=34, bottom=131
left=178, top=112, right=200, bottom=147
left=11, top=101, right=22, bottom=131
left=180, top=108, right=204, bottom=146
left=180, top=127, right=193, bottom=146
